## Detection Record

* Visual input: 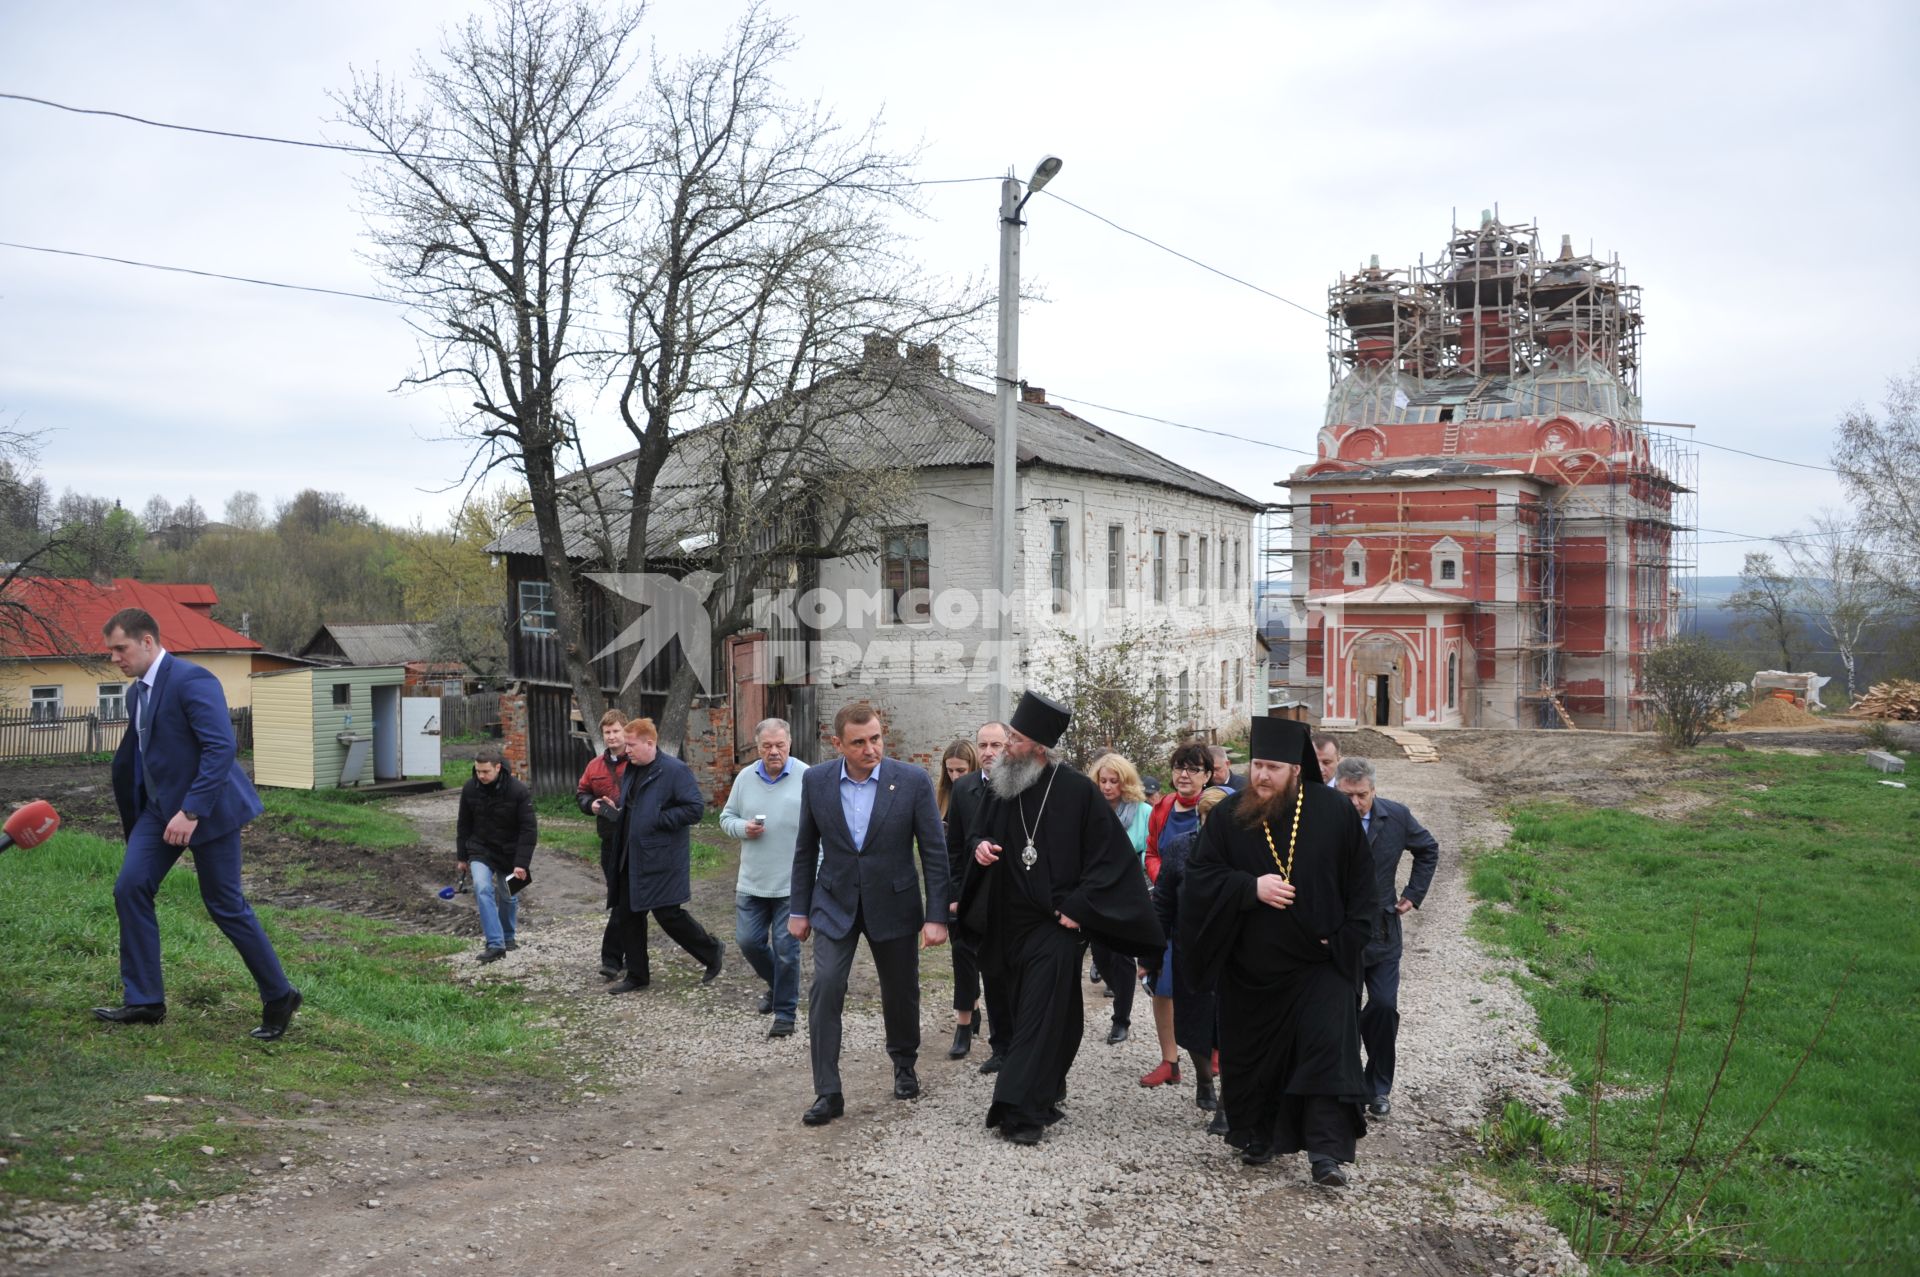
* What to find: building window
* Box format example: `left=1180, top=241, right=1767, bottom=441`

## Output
left=1106, top=524, right=1125, bottom=603
left=1152, top=531, right=1167, bottom=602
left=1430, top=536, right=1463, bottom=588
left=1049, top=518, right=1070, bottom=613
left=518, top=580, right=557, bottom=634
left=1440, top=559, right=1457, bottom=581
left=882, top=524, right=931, bottom=625
left=1344, top=540, right=1366, bottom=584
left=1234, top=658, right=1244, bottom=704
left=98, top=682, right=127, bottom=722
left=1177, top=534, right=1191, bottom=600
left=1177, top=670, right=1191, bottom=722
left=1219, top=659, right=1229, bottom=709
left=1233, top=539, right=1243, bottom=592
left=29, top=686, right=62, bottom=723
left=1153, top=672, right=1168, bottom=724
left=333, top=683, right=352, bottom=707
left=1219, top=538, right=1228, bottom=593
left=1198, top=536, right=1210, bottom=596
left=1448, top=651, right=1459, bottom=709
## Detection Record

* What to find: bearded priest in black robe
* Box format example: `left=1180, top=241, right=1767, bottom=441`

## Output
left=1180, top=717, right=1377, bottom=1185
left=956, top=691, right=1165, bottom=1145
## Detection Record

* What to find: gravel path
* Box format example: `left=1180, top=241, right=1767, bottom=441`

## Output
left=8, top=756, right=1586, bottom=1276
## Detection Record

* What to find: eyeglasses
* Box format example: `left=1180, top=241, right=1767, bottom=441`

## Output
left=1170, top=765, right=1206, bottom=775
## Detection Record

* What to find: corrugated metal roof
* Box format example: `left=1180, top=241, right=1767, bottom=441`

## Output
left=488, top=368, right=1264, bottom=559
left=302, top=622, right=440, bottom=665
left=1, top=578, right=260, bottom=658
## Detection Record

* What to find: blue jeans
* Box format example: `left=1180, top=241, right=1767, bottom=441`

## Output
left=735, top=892, right=800, bottom=1020
left=470, top=861, right=518, bottom=950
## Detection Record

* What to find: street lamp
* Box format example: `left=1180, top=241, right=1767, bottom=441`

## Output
left=989, top=154, right=1063, bottom=723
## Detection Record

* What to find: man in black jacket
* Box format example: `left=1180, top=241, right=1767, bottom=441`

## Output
left=456, top=746, right=538, bottom=964
left=1332, top=755, right=1440, bottom=1119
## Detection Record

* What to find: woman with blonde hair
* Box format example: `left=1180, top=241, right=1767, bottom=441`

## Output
left=1085, top=751, right=1150, bottom=1046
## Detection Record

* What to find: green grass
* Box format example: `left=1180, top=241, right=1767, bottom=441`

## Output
left=1470, top=751, right=1920, bottom=1273
left=0, top=830, right=557, bottom=1209
left=256, top=786, right=420, bottom=849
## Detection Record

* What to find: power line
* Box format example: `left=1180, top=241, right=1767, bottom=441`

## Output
left=0, top=239, right=402, bottom=306
left=0, top=91, right=1005, bottom=190
left=1042, top=391, right=1316, bottom=458
left=1036, top=189, right=1327, bottom=322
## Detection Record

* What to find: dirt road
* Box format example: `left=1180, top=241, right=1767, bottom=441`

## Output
left=24, top=765, right=1582, bottom=1277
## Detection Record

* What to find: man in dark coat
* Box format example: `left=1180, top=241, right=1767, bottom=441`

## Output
left=958, top=691, right=1165, bottom=1146
left=789, top=702, right=950, bottom=1126
left=1181, top=716, right=1377, bottom=1186
left=1331, top=756, right=1439, bottom=1118
left=606, top=717, right=724, bottom=995
left=456, top=744, right=539, bottom=964
left=943, top=720, right=1011, bottom=1066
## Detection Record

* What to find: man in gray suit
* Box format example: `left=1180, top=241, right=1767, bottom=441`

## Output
left=789, top=702, right=950, bottom=1126
left=1332, top=755, right=1439, bottom=1119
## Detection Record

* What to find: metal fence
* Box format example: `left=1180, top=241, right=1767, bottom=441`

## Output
left=0, top=708, right=251, bottom=761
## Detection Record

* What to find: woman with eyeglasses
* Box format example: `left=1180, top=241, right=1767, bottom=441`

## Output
left=1138, top=741, right=1214, bottom=1088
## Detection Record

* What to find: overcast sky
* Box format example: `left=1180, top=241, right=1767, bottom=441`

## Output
left=3, top=0, right=1915, bottom=575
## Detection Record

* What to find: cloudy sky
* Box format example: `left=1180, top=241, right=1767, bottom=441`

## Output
left=3, top=0, right=1915, bottom=574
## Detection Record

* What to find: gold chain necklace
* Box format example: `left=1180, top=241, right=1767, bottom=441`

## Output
left=1261, top=784, right=1304, bottom=881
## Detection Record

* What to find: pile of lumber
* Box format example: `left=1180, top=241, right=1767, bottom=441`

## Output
left=1850, top=680, right=1920, bottom=721
left=1373, top=727, right=1441, bottom=762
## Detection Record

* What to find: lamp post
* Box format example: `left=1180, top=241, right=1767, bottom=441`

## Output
left=989, top=154, right=1063, bottom=724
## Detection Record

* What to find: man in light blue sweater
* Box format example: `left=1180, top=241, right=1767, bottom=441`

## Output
left=718, top=717, right=810, bottom=1037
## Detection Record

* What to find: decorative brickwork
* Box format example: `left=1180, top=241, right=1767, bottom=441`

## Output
left=500, top=687, right=530, bottom=779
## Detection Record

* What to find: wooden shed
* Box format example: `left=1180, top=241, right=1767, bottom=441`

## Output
left=251, top=665, right=441, bottom=789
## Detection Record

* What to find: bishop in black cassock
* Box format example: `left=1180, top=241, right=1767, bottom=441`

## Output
left=956, top=692, right=1164, bottom=1145
left=1181, top=717, right=1377, bottom=1185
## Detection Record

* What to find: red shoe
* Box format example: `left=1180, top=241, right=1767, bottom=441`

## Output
left=1139, top=1058, right=1181, bottom=1088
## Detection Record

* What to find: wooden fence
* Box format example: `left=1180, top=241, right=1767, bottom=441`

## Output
left=0, top=708, right=251, bottom=761
left=429, top=691, right=503, bottom=739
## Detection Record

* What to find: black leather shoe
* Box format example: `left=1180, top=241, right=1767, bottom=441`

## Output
left=1241, top=1143, right=1275, bottom=1166
left=978, top=1052, right=1006, bottom=1075
left=251, top=989, right=302, bottom=1042
left=802, top=1093, right=844, bottom=1126
left=1311, top=1160, right=1350, bottom=1187
left=1005, top=1122, right=1043, bottom=1146
left=93, top=1003, right=166, bottom=1026
left=702, top=954, right=724, bottom=985
left=893, top=1066, right=920, bottom=1100
left=1088, top=963, right=1102, bottom=985
left=1195, top=1075, right=1218, bottom=1111
left=757, top=990, right=774, bottom=1014
left=607, top=977, right=650, bottom=995
left=1106, top=1023, right=1129, bottom=1046
left=504, top=939, right=519, bottom=951
left=1368, top=1096, right=1392, bottom=1118
left=478, top=947, right=506, bottom=965
left=599, top=963, right=622, bottom=981
left=948, top=1023, right=973, bottom=1059
left=768, top=1017, right=795, bottom=1039
left=1207, top=1108, right=1230, bottom=1137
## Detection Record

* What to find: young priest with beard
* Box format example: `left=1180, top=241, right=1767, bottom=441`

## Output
left=1180, top=717, right=1377, bottom=1186
left=956, top=692, right=1164, bottom=1146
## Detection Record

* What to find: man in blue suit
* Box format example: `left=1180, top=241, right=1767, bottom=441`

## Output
left=1332, top=755, right=1438, bottom=1118
left=789, top=701, right=949, bottom=1125
left=95, top=608, right=300, bottom=1040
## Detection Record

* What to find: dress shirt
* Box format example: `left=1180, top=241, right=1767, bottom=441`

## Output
left=838, top=759, right=880, bottom=849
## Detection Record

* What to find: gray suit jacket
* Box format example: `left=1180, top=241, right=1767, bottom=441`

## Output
left=1361, top=795, right=1440, bottom=966
left=790, top=757, right=950, bottom=944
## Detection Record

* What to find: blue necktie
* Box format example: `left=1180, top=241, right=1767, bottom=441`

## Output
left=128, top=681, right=156, bottom=806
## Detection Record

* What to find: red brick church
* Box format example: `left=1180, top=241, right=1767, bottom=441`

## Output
left=1275, top=211, right=1694, bottom=730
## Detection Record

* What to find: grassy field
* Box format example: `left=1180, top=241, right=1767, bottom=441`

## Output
left=1470, top=749, right=1919, bottom=1273
left=0, top=828, right=558, bottom=1209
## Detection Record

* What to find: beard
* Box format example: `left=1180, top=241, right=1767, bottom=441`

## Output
left=989, top=750, right=1048, bottom=800
left=1234, top=773, right=1301, bottom=828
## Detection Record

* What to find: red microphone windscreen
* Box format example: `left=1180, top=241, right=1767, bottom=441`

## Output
left=2, top=799, right=60, bottom=851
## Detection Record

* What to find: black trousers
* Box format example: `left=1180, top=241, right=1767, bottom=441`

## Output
left=615, top=874, right=721, bottom=984
left=598, top=833, right=625, bottom=970
left=1089, top=939, right=1136, bottom=1029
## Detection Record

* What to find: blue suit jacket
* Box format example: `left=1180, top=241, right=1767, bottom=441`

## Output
left=111, top=653, right=263, bottom=841
left=789, top=757, right=949, bottom=944
left=1361, top=795, right=1440, bottom=965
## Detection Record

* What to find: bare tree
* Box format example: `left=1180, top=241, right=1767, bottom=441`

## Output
left=0, top=419, right=98, bottom=665
left=1779, top=513, right=1891, bottom=701
left=338, top=0, right=652, bottom=734
left=1832, top=360, right=1920, bottom=608
left=224, top=490, right=267, bottom=531
left=1726, top=551, right=1804, bottom=670
left=346, top=0, right=985, bottom=753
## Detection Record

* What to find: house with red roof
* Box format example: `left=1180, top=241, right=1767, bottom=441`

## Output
left=0, top=577, right=263, bottom=725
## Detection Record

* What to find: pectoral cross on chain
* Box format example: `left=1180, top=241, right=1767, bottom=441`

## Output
left=1020, top=841, right=1038, bottom=870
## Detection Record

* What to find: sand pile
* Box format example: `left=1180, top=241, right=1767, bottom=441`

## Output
left=1732, top=697, right=1826, bottom=729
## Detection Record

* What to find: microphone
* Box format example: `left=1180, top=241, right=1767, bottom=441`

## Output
left=0, top=800, right=60, bottom=853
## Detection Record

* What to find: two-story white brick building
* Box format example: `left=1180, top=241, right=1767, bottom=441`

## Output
left=492, top=343, right=1265, bottom=795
